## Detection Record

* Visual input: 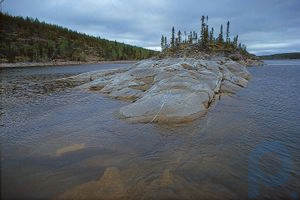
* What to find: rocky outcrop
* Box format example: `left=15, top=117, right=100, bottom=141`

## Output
left=159, top=43, right=264, bottom=67
left=228, top=52, right=265, bottom=67
left=55, top=58, right=251, bottom=123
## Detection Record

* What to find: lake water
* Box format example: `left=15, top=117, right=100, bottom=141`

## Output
left=1, top=60, right=300, bottom=200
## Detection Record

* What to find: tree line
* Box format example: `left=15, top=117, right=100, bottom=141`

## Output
left=161, top=16, right=247, bottom=53
left=0, top=13, right=158, bottom=63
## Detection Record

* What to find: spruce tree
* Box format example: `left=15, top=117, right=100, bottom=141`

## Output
left=164, top=36, right=167, bottom=49
left=238, top=43, right=242, bottom=49
left=161, top=35, right=165, bottom=50
left=158, top=16, right=248, bottom=54
left=204, top=24, right=209, bottom=48
left=171, top=27, right=175, bottom=48
left=200, top=16, right=209, bottom=48
left=193, top=31, right=198, bottom=43
left=209, top=27, right=214, bottom=46
left=189, top=31, right=193, bottom=44
left=218, top=24, right=224, bottom=48
left=200, top=16, right=205, bottom=46
left=178, top=30, right=182, bottom=44
left=226, top=21, right=230, bottom=48
left=233, top=35, right=239, bottom=49
left=242, top=44, right=247, bottom=52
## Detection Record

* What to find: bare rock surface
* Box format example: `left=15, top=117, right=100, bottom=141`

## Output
left=53, top=58, right=251, bottom=123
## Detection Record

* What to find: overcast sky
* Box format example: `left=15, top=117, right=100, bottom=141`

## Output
left=3, top=0, right=300, bottom=55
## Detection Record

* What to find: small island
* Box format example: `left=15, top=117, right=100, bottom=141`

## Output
left=159, top=16, right=263, bottom=67
left=47, top=16, right=263, bottom=124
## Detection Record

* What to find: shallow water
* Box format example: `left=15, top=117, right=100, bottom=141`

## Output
left=1, top=61, right=300, bottom=200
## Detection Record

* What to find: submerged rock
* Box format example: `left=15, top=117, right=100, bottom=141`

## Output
left=55, top=58, right=251, bottom=123
left=56, top=144, right=85, bottom=156
left=58, top=167, right=129, bottom=200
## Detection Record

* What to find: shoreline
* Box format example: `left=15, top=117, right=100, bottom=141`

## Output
left=0, top=60, right=138, bottom=69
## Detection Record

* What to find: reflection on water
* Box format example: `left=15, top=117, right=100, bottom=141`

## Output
left=1, top=61, right=300, bottom=200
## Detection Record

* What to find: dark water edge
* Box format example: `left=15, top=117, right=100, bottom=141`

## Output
left=0, top=60, right=137, bottom=68
left=1, top=60, right=300, bottom=200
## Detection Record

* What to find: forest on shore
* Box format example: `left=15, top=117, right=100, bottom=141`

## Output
left=0, top=13, right=158, bottom=63
left=259, top=52, right=300, bottom=60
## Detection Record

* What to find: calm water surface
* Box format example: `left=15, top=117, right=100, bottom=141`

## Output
left=1, top=61, right=300, bottom=200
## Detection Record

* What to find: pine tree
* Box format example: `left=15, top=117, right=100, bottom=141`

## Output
left=171, top=27, right=175, bottom=48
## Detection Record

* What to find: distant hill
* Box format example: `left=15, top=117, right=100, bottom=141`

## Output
left=0, top=13, right=158, bottom=63
left=259, top=52, right=300, bottom=60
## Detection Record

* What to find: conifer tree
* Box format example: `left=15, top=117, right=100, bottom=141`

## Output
left=178, top=30, right=182, bottom=44
left=189, top=31, right=193, bottom=44
left=204, top=24, right=209, bottom=48
left=241, top=44, right=247, bottom=52
left=200, top=16, right=209, bottom=48
left=193, top=31, right=197, bottom=43
left=205, top=16, right=209, bottom=43
left=218, top=24, right=224, bottom=48
left=233, top=35, right=239, bottom=48
left=200, top=16, right=205, bottom=46
left=226, top=21, right=230, bottom=48
left=158, top=16, right=249, bottom=55
left=238, top=42, right=242, bottom=49
left=171, top=27, right=175, bottom=48
left=161, top=35, right=165, bottom=50
left=209, top=27, right=214, bottom=46
left=164, top=36, right=167, bottom=49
